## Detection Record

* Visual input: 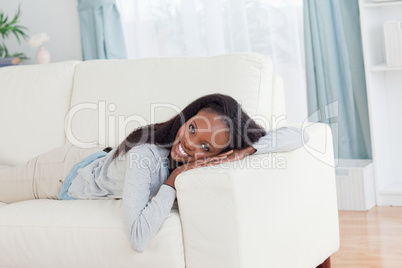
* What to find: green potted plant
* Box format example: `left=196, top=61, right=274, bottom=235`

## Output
left=0, top=5, right=29, bottom=66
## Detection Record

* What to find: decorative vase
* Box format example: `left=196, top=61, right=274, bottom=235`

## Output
left=35, top=45, right=51, bottom=64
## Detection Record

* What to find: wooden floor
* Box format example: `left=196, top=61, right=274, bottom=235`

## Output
left=332, top=206, right=402, bottom=268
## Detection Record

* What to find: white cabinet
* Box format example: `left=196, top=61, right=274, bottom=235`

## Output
left=359, top=0, right=402, bottom=206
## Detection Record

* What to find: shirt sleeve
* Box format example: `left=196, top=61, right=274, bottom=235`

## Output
left=251, top=126, right=310, bottom=155
left=122, top=145, right=176, bottom=253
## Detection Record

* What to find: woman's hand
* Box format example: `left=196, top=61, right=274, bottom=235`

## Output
left=164, top=153, right=231, bottom=189
left=164, top=147, right=256, bottom=189
left=215, top=146, right=256, bottom=162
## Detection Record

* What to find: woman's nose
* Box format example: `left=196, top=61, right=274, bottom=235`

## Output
left=183, top=137, right=197, bottom=152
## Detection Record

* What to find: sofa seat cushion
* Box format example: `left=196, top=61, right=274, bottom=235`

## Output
left=0, top=199, right=184, bottom=268
left=0, top=61, right=81, bottom=166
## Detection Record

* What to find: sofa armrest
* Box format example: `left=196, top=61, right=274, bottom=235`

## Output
left=175, top=122, right=339, bottom=268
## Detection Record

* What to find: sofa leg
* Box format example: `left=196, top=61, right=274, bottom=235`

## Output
left=316, top=257, right=331, bottom=268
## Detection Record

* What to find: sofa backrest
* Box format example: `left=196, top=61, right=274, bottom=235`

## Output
left=0, top=53, right=286, bottom=165
left=65, top=53, right=286, bottom=149
left=0, top=61, right=80, bottom=165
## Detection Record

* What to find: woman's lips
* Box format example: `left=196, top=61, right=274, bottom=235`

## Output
left=176, top=141, right=189, bottom=157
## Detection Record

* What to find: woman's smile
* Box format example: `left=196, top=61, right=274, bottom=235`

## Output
left=176, top=140, right=190, bottom=157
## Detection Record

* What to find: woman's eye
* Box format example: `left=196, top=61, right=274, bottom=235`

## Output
left=201, top=143, right=210, bottom=152
left=189, top=124, right=195, bottom=134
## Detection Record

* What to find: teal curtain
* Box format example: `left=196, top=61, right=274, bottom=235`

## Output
left=304, top=0, right=372, bottom=159
left=78, top=0, right=127, bottom=60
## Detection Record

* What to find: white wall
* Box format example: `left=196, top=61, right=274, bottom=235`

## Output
left=1, top=0, right=82, bottom=64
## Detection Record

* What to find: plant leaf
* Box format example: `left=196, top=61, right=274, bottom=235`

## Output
left=0, top=4, right=29, bottom=55
left=10, top=5, right=21, bottom=25
left=12, top=30, right=21, bottom=43
left=11, top=52, right=29, bottom=60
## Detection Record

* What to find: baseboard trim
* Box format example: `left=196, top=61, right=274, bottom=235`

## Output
left=378, top=193, right=402, bottom=206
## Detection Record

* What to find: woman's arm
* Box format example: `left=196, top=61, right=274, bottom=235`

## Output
left=122, top=145, right=176, bottom=253
left=215, top=126, right=310, bottom=161
left=164, top=153, right=232, bottom=189
left=251, top=126, right=310, bottom=155
left=123, top=147, right=231, bottom=253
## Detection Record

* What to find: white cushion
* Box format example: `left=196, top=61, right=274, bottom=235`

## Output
left=0, top=61, right=81, bottom=165
left=0, top=199, right=184, bottom=268
left=0, top=165, right=9, bottom=171
left=65, top=53, right=274, bottom=148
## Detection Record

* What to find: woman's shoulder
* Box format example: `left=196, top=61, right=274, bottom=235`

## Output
left=126, top=143, right=170, bottom=158
left=124, top=143, right=170, bottom=171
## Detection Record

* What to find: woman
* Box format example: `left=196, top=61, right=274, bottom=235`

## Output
left=1, top=93, right=309, bottom=252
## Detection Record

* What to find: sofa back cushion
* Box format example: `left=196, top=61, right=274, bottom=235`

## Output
left=0, top=61, right=81, bottom=165
left=66, top=53, right=277, bottom=148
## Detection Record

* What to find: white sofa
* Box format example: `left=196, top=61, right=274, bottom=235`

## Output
left=0, top=53, right=339, bottom=268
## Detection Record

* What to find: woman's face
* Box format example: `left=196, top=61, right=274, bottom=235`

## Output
left=170, top=110, right=230, bottom=163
